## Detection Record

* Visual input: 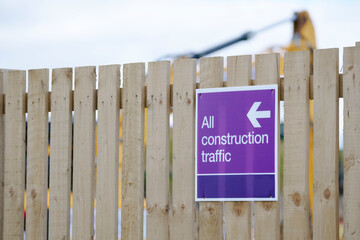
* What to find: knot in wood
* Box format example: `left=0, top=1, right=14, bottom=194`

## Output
left=207, top=205, right=215, bottom=214
left=161, top=204, right=169, bottom=214
left=187, top=98, right=191, bottom=105
left=324, top=188, right=331, bottom=199
left=181, top=203, right=186, bottom=211
left=292, top=192, right=301, bottom=207
left=232, top=202, right=244, bottom=216
left=9, top=187, right=14, bottom=197
left=262, top=202, right=273, bottom=211
left=31, top=189, right=37, bottom=199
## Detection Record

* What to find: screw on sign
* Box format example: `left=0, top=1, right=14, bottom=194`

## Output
left=195, top=85, right=278, bottom=201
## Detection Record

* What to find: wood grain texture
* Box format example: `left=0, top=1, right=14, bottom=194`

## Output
left=343, top=46, right=360, bottom=239
left=146, top=61, right=170, bottom=240
left=254, top=53, right=280, bottom=240
left=26, top=69, right=49, bottom=240
left=313, top=48, right=339, bottom=240
left=3, top=70, right=26, bottom=240
left=199, top=57, right=224, bottom=240
left=49, top=68, right=73, bottom=240
left=283, top=51, right=310, bottom=239
left=0, top=70, right=4, bottom=239
left=170, top=58, right=197, bottom=240
left=96, top=65, right=120, bottom=239
left=225, top=55, right=252, bottom=240
left=122, top=63, right=145, bottom=240
left=73, top=66, right=96, bottom=239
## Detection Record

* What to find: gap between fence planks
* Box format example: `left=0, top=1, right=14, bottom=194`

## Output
left=283, top=51, right=310, bottom=239
left=313, top=48, right=339, bottom=240
left=26, top=69, right=49, bottom=240
left=254, top=53, right=280, bottom=240
left=343, top=45, right=360, bottom=239
left=72, top=66, right=96, bottom=239
left=0, top=70, right=4, bottom=239
left=170, top=58, right=197, bottom=240
left=146, top=61, right=170, bottom=240
left=0, top=73, right=346, bottom=115
left=48, top=68, right=73, bottom=240
left=3, top=70, right=26, bottom=240
left=121, top=63, right=145, bottom=240
left=96, top=65, right=120, bottom=239
left=198, top=57, right=224, bottom=240
left=224, top=55, right=252, bottom=240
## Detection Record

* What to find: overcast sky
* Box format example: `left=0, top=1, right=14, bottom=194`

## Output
left=1, top=0, right=359, bottom=69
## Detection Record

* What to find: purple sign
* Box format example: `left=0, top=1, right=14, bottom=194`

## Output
left=195, top=85, right=278, bottom=201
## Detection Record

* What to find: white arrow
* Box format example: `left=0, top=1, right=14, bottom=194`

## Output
left=247, top=102, right=270, bottom=128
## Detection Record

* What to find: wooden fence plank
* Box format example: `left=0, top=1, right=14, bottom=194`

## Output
left=3, top=70, right=26, bottom=240
left=96, top=65, right=120, bottom=239
left=49, top=68, right=73, bottom=240
left=199, top=57, right=224, bottom=240
left=283, top=51, right=310, bottom=239
left=73, top=66, right=96, bottom=239
left=313, top=48, right=339, bottom=240
left=254, top=53, right=280, bottom=240
left=26, top=69, right=49, bottom=240
left=0, top=70, right=4, bottom=239
left=146, top=61, right=170, bottom=240
left=122, top=63, right=145, bottom=240
left=171, top=58, right=197, bottom=240
left=343, top=45, right=360, bottom=239
left=224, top=55, right=252, bottom=240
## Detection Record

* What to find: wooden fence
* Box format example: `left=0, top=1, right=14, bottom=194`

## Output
left=0, top=42, right=359, bottom=239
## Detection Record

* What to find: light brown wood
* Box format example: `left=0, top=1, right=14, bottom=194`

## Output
left=146, top=61, right=170, bottom=240
left=73, top=66, right=96, bottom=239
left=199, top=57, right=224, bottom=240
left=343, top=46, right=360, bottom=239
left=0, top=70, right=4, bottom=238
left=224, top=55, right=252, bottom=240
left=170, top=58, right=197, bottom=240
left=3, top=70, right=26, bottom=240
left=48, top=68, right=73, bottom=240
left=0, top=73, right=349, bottom=115
left=26, top=69, right=49, bottom=240
left=313, top=48, right=339, bottom=240
left=96, top=65, right=120, bottom=239
left=122, top=63, right=145, bottom=240
left=254, top=53, right=280, bottom=240
left=283, top=51, right=310, bottom=239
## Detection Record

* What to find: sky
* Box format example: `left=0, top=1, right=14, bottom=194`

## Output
left=1, top=0, right=359, bottom=69
left=1, top=0, right=359, bottom=148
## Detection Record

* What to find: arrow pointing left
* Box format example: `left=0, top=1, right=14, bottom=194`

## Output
left=247, top=101, right=271, bottom=128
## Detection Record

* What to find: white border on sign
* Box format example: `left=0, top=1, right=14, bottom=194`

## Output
left=195, top=84, right=278, bottom=202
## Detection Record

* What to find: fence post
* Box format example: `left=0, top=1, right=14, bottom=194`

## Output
left=146, top=61, right=170, bottom=240
left=122, top=63, right=145, bottom=240
left=343, top=44, right=360, bottom=239
left=198, top=57, right=224, bottom=240
left=224, top=55, right=252, bottom=240
left=313, top=48, right=339, bottom=240
left=254, top=53, right=280, bottom=240
left=283, top=51, right=310, bottom=238
left=96, top=65, right=121, bottom=239
left=72, top=66, right=96, bottom=239
left=48, top=68, right=73, bottom=240
left=3, top=70, right=26, bottom=240
left=171, top=58, right=197, bottom=239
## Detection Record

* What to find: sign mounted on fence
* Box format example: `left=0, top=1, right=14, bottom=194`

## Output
left=195, top=85, right=278, bottom=201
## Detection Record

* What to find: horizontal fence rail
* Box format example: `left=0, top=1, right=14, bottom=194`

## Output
left=0, top=74, right=348, bottom=114
left=0, top=42, right=359, bottom=240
